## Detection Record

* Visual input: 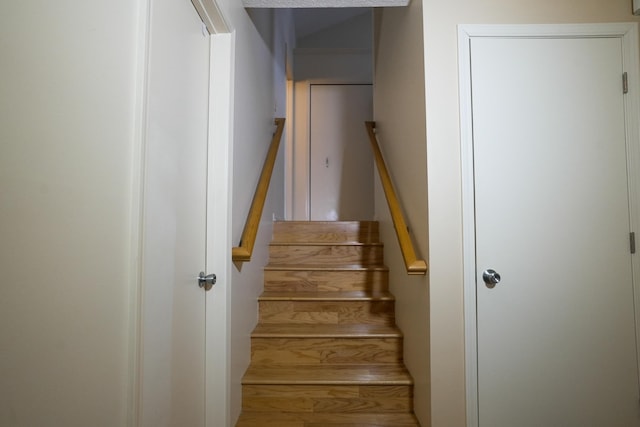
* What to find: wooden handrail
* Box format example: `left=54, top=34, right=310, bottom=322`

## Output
left=232, top=118, right=286, bottom=263
left=365, top=121, right=427, bottom=275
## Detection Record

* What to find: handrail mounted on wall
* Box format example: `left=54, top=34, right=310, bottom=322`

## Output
left=365, top=121, right=427, bottom=275
left=232, top=118, right=286, bottom=263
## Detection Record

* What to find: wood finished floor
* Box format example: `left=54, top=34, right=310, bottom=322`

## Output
left=237, top=221, right=420, bottom=426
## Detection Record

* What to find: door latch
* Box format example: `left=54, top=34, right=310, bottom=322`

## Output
left=482, top=269, right=501, bottom=288
left=198, top=272, right=216, bottom=291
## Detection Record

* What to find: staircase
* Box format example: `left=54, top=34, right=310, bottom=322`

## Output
left=236, top=221, right=420, bottom=426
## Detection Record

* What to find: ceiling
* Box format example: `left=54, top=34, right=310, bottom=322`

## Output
left=243, top=0, right=408, bottom=43
left=293, top=7, right=370, bottom=38
left=243, top=0, right=409, bottom=7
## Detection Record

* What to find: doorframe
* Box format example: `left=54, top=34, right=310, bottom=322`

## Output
left=205, top=30, right=234, bottom=427
left=458, top=23, right=640, bottom=427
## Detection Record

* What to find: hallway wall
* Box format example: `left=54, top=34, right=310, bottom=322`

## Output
left=372, top=1, right=429, bottom=424
left=0, top=1, right=141, bottom=425
left=290, top=10, right=373, bottom=220
left=294, top=11, right=372, bottom=82
left=214, top=3, right=295, bottom=423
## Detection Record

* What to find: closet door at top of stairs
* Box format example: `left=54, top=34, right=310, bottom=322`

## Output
left=309, top=84, right=374, bottom=221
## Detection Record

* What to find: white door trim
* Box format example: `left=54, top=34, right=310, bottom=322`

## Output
left=191, top=0, right=229, bottom=34
left=127, top=0, right=151, bottom=424
left=285, top=79, right=295, bottom=219
left=206, top=30, right=234, bottom=427
left=458, top=23, right=640, bottom=427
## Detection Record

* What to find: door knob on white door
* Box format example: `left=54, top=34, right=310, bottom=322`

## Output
left=198, top=272, right=216, bottom=291
left=482, top=269, right=501, bottom=288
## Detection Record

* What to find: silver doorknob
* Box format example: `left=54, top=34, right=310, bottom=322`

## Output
left=198, top=272, right=216, bottom=291
left=482, top=269, right=501, bottom=288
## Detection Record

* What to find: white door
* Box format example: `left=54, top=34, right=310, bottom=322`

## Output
left=471, top=36, right=639, bottom=426
left=309, top=84, right=374, bottom=220
left=140, top=0, right=210, bottom=425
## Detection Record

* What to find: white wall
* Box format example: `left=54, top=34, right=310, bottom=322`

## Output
left=290, top=11, right=373, bottom=220
left=214, top=3, right=295, bottom=423
left=0, top=1, right=141, bottom=425
left=294, top=11, right=373, bottom=81
left=294, top=50, right=373, bottom=82
left=274, top=9, right=296, bottom=115
left=297, top=11, right=372, bottom=49
left=0, top=1, right=292, bottom=426
left=372, top=1, right=429, bottom=424
left=422, top=1, right=640, bottom=426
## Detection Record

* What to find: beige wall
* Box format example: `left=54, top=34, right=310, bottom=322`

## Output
left=1, top=1, right=291, bottom=425
left=373, top=1, right=430, bottom=424
left=422, top=1, right=640, bottom=426
left=0, top=1, right=140, bottom=425
left=297, top=11, right=373, bottom=49
left=294, top=12, right=373, bottom=82
left=217, top=3, right=295, bottom=423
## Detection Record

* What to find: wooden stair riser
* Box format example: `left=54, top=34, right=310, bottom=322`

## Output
left=236, top=412, right=420, bottom=427
left=264, top=269, right=389, bottom=293
left=269, top=244, right=383, bottom=266
left=242, top=385, right=412, bottom=414
left=251, top=337, right=403, bottom=365
left=273, top=221, right=379, bottom=244
left=242, top=364, right=412, bottom=385
left=258, top=300, right=395, bottom=325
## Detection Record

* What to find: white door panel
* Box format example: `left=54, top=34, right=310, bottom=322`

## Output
left=309, top=84, right=374, bottom=221
left=141, top=0, right=209, bottom=425
left=472, top=37, right=639, bottom=426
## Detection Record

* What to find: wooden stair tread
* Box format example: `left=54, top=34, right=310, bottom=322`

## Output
left=274, top=221, right=379, bottom=228
left=270, top=242, right=384, bottom=247
left=265, top=264, right=389, bottom=271
left=236, top=411, right=420, bottom=426
left=259, top=291, right=395, bottom=301
left=243, top=364, right=413, bottom=386
left=252, top=323, right=403, bottom=338
left=259, top=291, right=394, bottom=301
